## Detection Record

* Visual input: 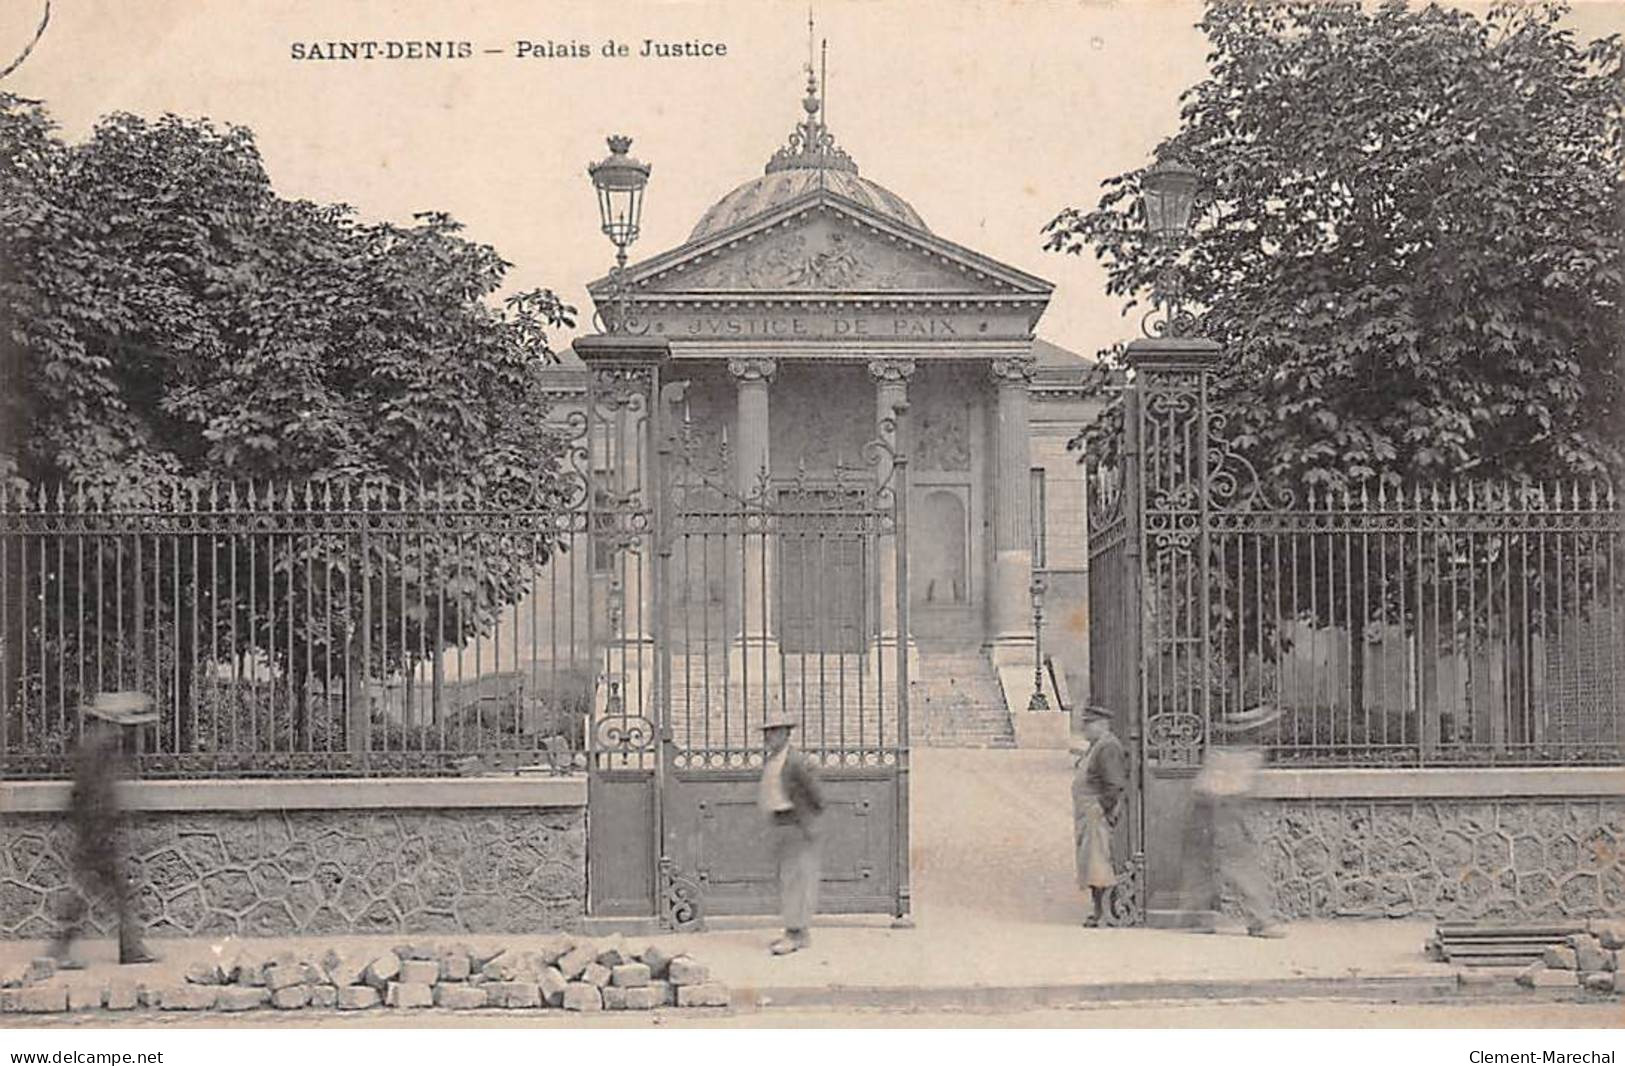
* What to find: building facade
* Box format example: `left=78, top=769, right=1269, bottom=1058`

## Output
left=575, top=74, right=1101, bottom=740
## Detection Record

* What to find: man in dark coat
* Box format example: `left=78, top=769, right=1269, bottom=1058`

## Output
left=49, top=692, right=159, bottom=967
left=758, top=711, right=824, bottom=955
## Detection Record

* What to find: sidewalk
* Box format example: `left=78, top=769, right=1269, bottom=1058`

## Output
left=0, top=920, right=1456, bottom=1011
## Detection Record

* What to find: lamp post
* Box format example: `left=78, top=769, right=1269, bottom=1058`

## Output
left=1028, top=571, right=1049, bottom=711
left=587, top=134, right=652, bottom=333
left=1139, top=154, right=1200, bottom=338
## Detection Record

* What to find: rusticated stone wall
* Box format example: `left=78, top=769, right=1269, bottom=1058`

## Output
left=1243, top=797, right=1625, bottom=921
left=0, top=807, right=585, bottom=940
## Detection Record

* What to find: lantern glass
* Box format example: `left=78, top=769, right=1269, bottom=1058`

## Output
left=588, top=135, right=651, bottom=253
left=1141, top=157, right=1199, bottom=243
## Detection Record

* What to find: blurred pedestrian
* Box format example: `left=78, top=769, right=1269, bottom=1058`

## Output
left=1071, top=705, right=1127, bottom=927
left=49, top=692, right=160, bottom=967
left=1180, top=705, right=1286, bottom=938
left=758, top=710, right=824, bottom=955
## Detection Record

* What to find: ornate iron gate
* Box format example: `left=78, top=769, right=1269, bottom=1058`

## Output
left=1085, top=382, right=1148, bottom=927
left=581, top=342, right=911, bottom=928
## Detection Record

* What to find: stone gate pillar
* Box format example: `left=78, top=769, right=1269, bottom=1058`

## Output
left=1119, top=335, right=1229, bottom=928
left=575, top=332, right=670, bottom=723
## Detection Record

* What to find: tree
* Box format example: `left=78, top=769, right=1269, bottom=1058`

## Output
left=0, top=96, right=578, bottom=766
left=1047, top=2, right=1625, bottom=758
left=1048, top=0, right=1624, bottom=489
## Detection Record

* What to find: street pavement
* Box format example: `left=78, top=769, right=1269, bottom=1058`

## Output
left=15, top=999, right=1623, bottom=1029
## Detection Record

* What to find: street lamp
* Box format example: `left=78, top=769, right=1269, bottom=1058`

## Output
left=1141, top=155, right=1199, bottom=245
left=1139, top=154, right=1201, bottom=338
left=1028, top=571, right=1050, bottom=712
left=588, top=135, right=651, bottom=332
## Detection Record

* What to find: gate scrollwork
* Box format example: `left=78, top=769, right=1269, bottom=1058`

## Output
left=659, top=856, right=705, bottom=931
left=1101, top=852, right=1145, bottom=927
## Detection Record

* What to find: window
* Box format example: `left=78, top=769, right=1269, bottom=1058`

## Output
left=1030, top=467, right=1047, bottom=568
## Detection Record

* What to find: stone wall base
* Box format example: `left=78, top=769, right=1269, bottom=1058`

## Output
left=1233, top=795, right=1625, bottom=921
left=0, top=797, right=586, bottom=940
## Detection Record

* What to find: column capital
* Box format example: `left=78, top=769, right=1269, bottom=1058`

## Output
left=867, top=358, right=917, bottom=384
left=989, top=357, right=1036, bottom=386
left=727, top=357, right=777, bottom=383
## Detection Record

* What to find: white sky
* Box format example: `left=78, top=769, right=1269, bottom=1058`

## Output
left=5, top=0, right=1623, bottom=359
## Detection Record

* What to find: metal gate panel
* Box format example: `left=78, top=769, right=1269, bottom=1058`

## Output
left=662, top=770, right=899, bottom=916
left=587, top=769, right=655, bottom=916
left=651, top=398, right=911, bottom=928
left=1085, top=386, right=1147, bottom=926
left=579, top=347, right=910, bottom=929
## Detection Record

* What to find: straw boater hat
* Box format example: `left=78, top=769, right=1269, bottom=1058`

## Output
left=84, top=691, right=158, bottom=727
left=759, top=710, right=798, bottom=734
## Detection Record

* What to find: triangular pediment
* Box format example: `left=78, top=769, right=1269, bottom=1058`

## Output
left=594, top=191, right=1052, bottom=300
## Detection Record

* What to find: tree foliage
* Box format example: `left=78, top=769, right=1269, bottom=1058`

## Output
left=1047, top=0, right=1625, bottom=489
left=0, top=95, right=573, bottom=488
left=1049, top=4, right=1625, bottom=747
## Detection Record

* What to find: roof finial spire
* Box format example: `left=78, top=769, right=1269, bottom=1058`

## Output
left=765, top=13, right=857, bottom=176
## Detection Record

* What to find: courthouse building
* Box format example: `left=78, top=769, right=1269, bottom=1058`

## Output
left=564, top=73, right=1103, bottom=743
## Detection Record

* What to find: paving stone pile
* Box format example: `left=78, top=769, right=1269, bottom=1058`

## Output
left=1511, top=922, right=1625, bottom=994
left=0, top=936, right=730, bottom=1015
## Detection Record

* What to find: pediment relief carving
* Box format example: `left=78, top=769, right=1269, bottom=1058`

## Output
left=638, top=217, right=998, bottom=295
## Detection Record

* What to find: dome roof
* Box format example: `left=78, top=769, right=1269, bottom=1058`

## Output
left=687, top=69, right=928, bottom=242
left=690, top=169, right=927, bottom=241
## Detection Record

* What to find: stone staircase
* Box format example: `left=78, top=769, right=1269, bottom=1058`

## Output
left=910, top=648, right=1015, bottom=748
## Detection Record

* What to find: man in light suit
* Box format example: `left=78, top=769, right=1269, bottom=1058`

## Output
left=758, top=711, right=824, bottom=955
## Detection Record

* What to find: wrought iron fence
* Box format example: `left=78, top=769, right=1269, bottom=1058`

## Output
left=1088, top=347, right=1625, bottom=770
left=1203, top=479, right=1624, bottom=767
left=0, top=477, right=603, bottom=779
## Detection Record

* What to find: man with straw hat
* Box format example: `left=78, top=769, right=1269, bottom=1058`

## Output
left=758, top=709, right=824, bottom=956
left=49, top=692, right=160, bottom=968
left=1071, top=705, right=1128, bottom=927
left=1179, top=703, right=1286, bottom=938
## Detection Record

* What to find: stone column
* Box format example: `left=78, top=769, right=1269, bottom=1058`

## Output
left=868, top=359, right=917, bottom=678
left=728, top=358, right=778, bottom=679
left=988, top=357, right=1036, bottom=663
